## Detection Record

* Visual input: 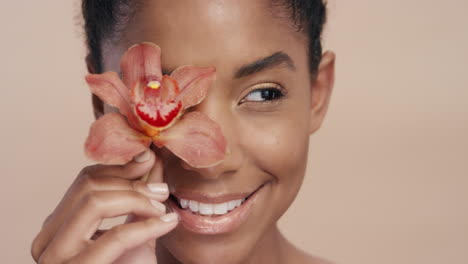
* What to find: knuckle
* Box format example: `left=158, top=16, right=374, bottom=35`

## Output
left=145, top=197, right=160, bottom=210
left=74, top=175, right=95, bottom=196
left=82, top=191, right=104, bottom=210
left=78, top=173, right=100, bottom=191
left=131, top=190, right=147, bottom=202
left=130, top=180, right=144, bottom=193
left=125, top=190, right=145, bottom=204
left=78, top=164, right=99, bottom=178
left=77, top=167, right=90, bottom=178
left=124, top=191, right=152, bottom=212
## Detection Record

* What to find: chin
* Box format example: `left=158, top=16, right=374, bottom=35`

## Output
left=158, top=234, right=253, bottom=264
left=157, top=183, right=283, bottom=264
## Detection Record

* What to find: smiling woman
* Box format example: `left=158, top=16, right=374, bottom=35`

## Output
left=30, top=0, right=334, bottom=263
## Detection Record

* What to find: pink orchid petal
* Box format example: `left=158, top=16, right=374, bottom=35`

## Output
left=85, top=72, right=130, bottom=112
left=85, top=72, right=141, bottom=130
left=155, top=111, right=227, bottom=168
left=120, top=42, right=163, bottom=92
left=85, top=113, right=151, bottom=165
left=161, top=75, right=180, bottom=102
left=171, top=66, right=216, bottom=109
left=130, top=80, right=144, bottom=105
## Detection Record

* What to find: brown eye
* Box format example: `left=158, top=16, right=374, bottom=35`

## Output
left=244, top=88, right=285, bottom=102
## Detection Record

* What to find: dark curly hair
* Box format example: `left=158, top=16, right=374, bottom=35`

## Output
left=81, top=0, right=327, bottom=116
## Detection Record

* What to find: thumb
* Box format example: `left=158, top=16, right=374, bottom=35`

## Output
left=143, top=155, right=164, bottom=183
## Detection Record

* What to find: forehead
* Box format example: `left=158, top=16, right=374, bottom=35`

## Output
left=106, top=0, right=307, bottom=74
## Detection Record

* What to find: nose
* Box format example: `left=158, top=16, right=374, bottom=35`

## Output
left=180, top=149, right=241, bottom=179
left=182, top=89, right=243, bottom=179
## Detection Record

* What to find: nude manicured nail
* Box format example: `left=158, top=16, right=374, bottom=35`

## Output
left=160, top=212, right=178, bottom=223
left=150, top=199, right=166, bottom=212
left=134, top=150, right=151, bottom=163
left=147, top=183, right=168, bottom=194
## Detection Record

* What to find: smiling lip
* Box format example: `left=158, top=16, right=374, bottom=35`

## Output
left=166, top=184, right=266, bottom=235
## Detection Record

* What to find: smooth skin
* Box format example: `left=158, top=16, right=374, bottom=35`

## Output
left=32, top=0, right=335, bottom=263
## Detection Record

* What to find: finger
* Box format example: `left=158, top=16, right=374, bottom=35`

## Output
left=126, top=156, right=167, bottom=224
left=84, top=149, right=155, bottom=180
left=53, top=149, right=157, bottom=229
left=74, top=175, right=169, bottom=201
left=39, top=191, right=167, bottom=263
left=31, top=175, right=168, bottom=261
left=146, top=155, right=164, bottom=184
left=69, top=213, right=178, bottom=264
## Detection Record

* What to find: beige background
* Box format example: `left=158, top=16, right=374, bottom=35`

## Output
left=1, top=0, right=467, bottom=263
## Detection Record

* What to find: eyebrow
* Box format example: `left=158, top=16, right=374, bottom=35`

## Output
left=234, top=51, right=296, bottom=79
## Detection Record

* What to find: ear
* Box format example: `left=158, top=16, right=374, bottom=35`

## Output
left=86, top=54, right=104, bottom=119
left=308, top=51, right=336, bottom=134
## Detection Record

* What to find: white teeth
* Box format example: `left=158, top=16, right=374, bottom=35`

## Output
left=180, top=199, right=189, bottom=209
left=189, top=200, right=199, bottom=212
left=176, top=197, right=246, bottom=216
left=227, top=200, right=237, bottom=211
left=213, top=203, right=228, bottom=215
left=198, top=203, right=214, bottom=215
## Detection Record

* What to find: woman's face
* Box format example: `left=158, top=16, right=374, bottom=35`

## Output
left=100, top=0, right=334, bottom=263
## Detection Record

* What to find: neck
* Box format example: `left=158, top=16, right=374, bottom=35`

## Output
left=243, top=224, right=290, bottom=264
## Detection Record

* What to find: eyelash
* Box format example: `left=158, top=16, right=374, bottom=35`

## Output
left=240, top=83, right=287, bottom=104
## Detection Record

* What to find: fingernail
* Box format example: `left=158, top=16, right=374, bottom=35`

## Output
left=134, top=150, right=151, bottom=163
left=147, top=183, right=168, bottom=194
left=150, top=199, right=166, bottom=212
left=160, top=212, right=178, bottom=223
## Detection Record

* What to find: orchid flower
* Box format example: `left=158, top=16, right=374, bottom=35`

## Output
left=84, top=42, right=227, bottom=168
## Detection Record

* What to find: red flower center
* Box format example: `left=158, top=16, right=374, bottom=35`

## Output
left=134, top=81, right=183, bottom=130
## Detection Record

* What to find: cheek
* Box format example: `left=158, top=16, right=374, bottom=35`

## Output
left=238, top=112, right=310, bottom=184
left=235, top=111, right=310, bottom=224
